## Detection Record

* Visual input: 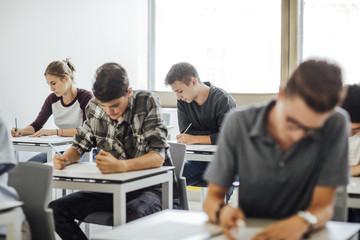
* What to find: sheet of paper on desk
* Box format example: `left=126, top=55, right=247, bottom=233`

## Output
left=111, top=220, right=214, bottom=240
left=231, top=227, right=262, bottom=240
left=11, top=136, right=73, bottom=144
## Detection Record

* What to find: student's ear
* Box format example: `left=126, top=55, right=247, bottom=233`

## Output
left=192, top=77, right=198, bottom=87
left=63, top=75, right=70, bottom=82
left=277, top=87, right=285, bottom=101
left=127, top=88, right=132, bottom=97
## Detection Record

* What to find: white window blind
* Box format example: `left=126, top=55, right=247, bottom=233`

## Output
left=301, top=0, right=360, bottom=84
left=150, top=0, right=282, bottom=93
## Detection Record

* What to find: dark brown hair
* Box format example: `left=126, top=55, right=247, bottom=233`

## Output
left=92, top=62, right=129, bottom=102
left=164, top=62, right=201, bottom=86
left=284, top=59, right=343, bottom=113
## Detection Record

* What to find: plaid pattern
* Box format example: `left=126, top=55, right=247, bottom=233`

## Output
left=72, top=90, right=169, bottom=161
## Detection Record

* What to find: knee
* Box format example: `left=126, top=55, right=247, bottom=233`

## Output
left=126, top=191, right=162, bottom=222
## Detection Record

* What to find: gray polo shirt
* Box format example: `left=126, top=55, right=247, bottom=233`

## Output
left=204, top=101, right=349, bottom=219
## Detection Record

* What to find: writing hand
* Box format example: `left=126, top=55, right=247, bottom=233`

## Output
left=11, top=128, right=23, bottom=137
left=53, top=154, right=69, bottom=170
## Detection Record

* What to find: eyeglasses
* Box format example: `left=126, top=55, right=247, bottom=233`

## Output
left=285, top=117, right=319, bottom=135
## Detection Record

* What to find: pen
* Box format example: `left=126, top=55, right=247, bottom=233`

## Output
left=15, top=118, right=17, bottom=132
left=48, top=143, right=69, bottom=164
left=183, top=123, right=192, bottom=134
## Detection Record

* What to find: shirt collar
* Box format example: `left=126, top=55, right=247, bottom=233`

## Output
left=249, top=100, right=276, bottom=144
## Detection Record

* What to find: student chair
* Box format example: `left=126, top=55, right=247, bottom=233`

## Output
left=8, top=162, right=55, bottom=240
left=168, top=141, right=189, bottom=210
left=79, top=142, right=189, bottom=238
left=332, top=185, right=348, bottom=221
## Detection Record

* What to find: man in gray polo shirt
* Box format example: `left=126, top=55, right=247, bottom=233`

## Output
left=204, top=59, right=349, bottom=240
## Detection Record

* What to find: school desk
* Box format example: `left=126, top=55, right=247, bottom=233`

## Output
left=347, top=177, right=360, bottom=209
left=91, top=209, right=360, bottom=240
left=46, top=162, right=173, bottom=226
left=184, top=144, right=217, bottom=162
left=12, top=136, right=90, bottom=162
left=0, top=201, right=23, bottom=240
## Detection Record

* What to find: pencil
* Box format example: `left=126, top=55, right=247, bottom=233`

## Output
left=48, top=143, right=70, bottom=163
left=15, top=118, right=17, bottom=132
left=183, top=123, right=192, bottom=134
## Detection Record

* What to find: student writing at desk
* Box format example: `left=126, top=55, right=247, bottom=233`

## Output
left=48, top=62, right=178, bottom=240
left=0, top=116, right=31, bottom=240
left=204, top=59, right=349, bottom=240
left=11, top=59, right=93, bottom=163
left=164, top=62, right=236, bottom=191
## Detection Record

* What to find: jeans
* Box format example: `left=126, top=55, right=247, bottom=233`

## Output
left=27, top=152, right=86, bottom=163
left=183, top=161, right=209, bottom=186
left=183, top=160, right=235, bottom=203
left=48, top=189, right=162, bottom=240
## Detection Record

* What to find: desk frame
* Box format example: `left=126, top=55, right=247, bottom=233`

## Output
left=0, top=207, right=22, bottom=240
left=52, top=170, right=173, bottom=226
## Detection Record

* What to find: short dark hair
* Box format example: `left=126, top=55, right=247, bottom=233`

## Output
left=92, top=63, right=129, bottom=102
left=164, top=62, right=201, bottom=86
left=284, top=59, right=343, bottom=113
left=341, top=84, right=360, bottom=123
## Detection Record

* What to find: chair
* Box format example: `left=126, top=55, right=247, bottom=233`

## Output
left=79, top=142, right=189, bottom=238
left=168, top=142, right=189, bottom=210
left=332, top=185, right=348, bottom=221
left=8, top=162, right=55, bottom=240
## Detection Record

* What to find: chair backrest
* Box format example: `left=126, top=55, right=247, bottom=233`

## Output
left=8, top=162, right=55, bottom=240
left=162, top=112, right=171, bottom=126
left=168, top=142, right=189, bottom=210
left=332, top=185, right=348, bottom=221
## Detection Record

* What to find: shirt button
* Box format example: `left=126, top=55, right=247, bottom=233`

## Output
left=279, top=162, right=285, bottom=168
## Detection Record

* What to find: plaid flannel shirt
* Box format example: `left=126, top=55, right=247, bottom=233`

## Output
left=72, top=90, right=169, bottom=161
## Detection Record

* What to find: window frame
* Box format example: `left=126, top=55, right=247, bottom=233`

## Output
left=148, top=0, right=300, bottom=108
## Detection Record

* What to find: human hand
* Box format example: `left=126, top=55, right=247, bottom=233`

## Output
left=219, top=205, right=245, bottom=240
left=176, top=133, right=195, bottom=144
left=31, top=129, right=56, bottom=137
left=11, top=127, right=23, bottom=137
left=95, top=150, right=127, bottom=174
left=252, top=215, right=308, bottom=240
left=53, top=154, right=69, bottom=170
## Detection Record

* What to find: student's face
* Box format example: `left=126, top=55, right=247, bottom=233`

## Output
left=275, top=91, right=333, bottom=145
left=170, top=78, right=197, bottom=103
left=46, top=74, right=69, bottom=97
left=98, top=89, right=132, bottom=120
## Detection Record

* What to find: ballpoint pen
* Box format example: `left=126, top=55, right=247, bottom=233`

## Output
left=48, top=143, right=70, bottom=164
left=183, top=123, right=192, bottom=134
left=15, top=118, right=17, bottom=132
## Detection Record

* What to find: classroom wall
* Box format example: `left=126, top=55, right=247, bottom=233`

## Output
left=0, top=0, right=148, bottom=131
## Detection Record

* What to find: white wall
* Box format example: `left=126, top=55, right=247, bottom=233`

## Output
left=0, top=0, right=148, bottom=131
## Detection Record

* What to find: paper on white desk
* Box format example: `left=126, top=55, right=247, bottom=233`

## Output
left=186, top=144, right=217, bottom=153
left=11, top=135, right=73, bottom=144
left=231, top=227, right=262, bottom=240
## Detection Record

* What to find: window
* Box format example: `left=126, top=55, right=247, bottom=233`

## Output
left=300, top=0, right=360, bottom=84
left=150, top=0, right=282, bottom=93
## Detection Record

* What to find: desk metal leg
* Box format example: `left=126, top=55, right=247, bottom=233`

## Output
left=113, top=185, right=126, bottom=226
left=162, top=172, right=173, bottom=210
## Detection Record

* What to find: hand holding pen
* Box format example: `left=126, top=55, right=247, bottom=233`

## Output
left=176, top=123, right=192, bottom=144
left=48, top=143, right=70, bottom=169
left=11, top=118, right=23, bottom=137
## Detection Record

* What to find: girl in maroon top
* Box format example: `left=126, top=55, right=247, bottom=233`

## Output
left=10, top=59, right=93, bottom=162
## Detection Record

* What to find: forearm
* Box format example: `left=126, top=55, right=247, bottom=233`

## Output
left=121, top=151, right=164, bottom=172
left=21, top=126, right=35, bottom=135
left=192, top=135, right=212, bottom=145
left=204, top=183, right=228, bottom=222
left=57, top=128, right=78, bottom=137
left=351, top=165, right=360, bottom=176
left=306, top=186, right=336, bottom=230
left=63, top=147, right=82, bottom=163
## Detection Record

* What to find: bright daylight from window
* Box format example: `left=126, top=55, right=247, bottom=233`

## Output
left=301, top=0, right=360, bottom=84
left=152, top=0, right=281, bottom=93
